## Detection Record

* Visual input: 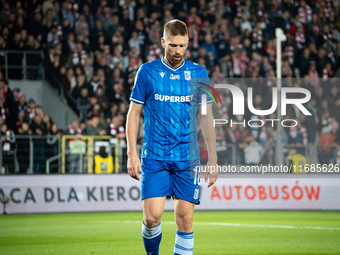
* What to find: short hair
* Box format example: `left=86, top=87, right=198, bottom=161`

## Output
left=163, top=19, right=188, bottom=38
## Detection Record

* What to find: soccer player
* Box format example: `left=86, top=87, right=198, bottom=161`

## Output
left=127, top=19, right=218, bottom=255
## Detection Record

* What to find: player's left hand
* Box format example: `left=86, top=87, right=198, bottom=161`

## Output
left=205, top=158, right=218, bottom=188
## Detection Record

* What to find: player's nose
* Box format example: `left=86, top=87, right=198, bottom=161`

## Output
left=175, top=46, right=181, bottom=54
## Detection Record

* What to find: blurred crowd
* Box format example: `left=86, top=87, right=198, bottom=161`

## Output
left=202, top=79, right=340, bottom=166
left=1, top=0, right=340, bottom=173
left=0, top=75, right=129, bottom=173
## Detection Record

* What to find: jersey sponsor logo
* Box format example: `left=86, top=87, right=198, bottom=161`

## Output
left=184, top=71, right=191, bottom=80
left=160, top=72, right=165, bottom=78
left=154, top=94, right=193, bottom=102
left=170, top=74, right=180, bottom=80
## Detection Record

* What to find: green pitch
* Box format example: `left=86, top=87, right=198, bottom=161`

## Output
left=0, top=211, right=340, bottom=254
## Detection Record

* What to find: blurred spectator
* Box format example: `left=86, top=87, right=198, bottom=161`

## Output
left=75, top=14, right=89, bottom=41
left=65, top=119, right=83, bottom=174
left=42, top=0, right=60, bottom=17
left=94, top=145, right=114, bottom=174
left=46, top=122, right=60, bottom=173
left=1, top=123, right=16, bottom=174
left=47, top=25, right=60, bottom=48
left=99, top=6, right=113, bottom=31
left=59, top=1, right=75, bottom=29
left=286, top=148, right=307, bottom=173
left=244, top=134, right=263, bottom=165
left=17, top=121, right=31, bottom=174
left=82, top=4, right=95, bottom=30
left=186, top=7, right=202, bottom=31
left=84, top=55, right=95, bottom=82
left=27, top=98, right=36, bottom=120
left=71, top=74, right=90, bottom=100
left=134, top=20, right=148, bottom=60
left=62, top=67, right=76, bottom=97
left=201, top=34, right=218, bottom=59
left=304, top=99, right=318, bottom=145
left=288, top=117, right=308, bottom=155
left=25, top=35, right=41, bottom=80
left=86, top=115, right=106, bottom=135
left=30, top=114, right=48, bottom=174
left=77, top=87, right=90, bottom=121
left=43, top=113, right=53, bottom=132
left=90, top=19, right=105, bottom=43
left=0, top=79, right=17, bottom=131
left=47, top=53, right=64, bottom=91
left=318, top=119, right=338, bottom=165
left=94, top=86, right=109, bottom=112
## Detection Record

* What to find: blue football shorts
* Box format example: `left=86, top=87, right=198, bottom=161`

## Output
left=141, top=158, right=201, bottom=204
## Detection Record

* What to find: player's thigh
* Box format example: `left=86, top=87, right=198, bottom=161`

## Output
left=171, top=160, right=200, bottom=204
left=141, top=158, right=172, bottom=200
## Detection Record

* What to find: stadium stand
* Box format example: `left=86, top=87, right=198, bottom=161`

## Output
left=0, top=0, right=340, bottom=173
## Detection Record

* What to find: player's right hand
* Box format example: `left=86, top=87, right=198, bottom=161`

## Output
left=127, top=154, right=142, bottom=181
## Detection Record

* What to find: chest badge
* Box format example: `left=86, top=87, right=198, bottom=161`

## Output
left=184, top=71, right=191, bottom=80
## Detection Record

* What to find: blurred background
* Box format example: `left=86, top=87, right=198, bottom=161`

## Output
left=1, top=2, right=340, bottom=254
left=0, top=0, right=339, bottom=175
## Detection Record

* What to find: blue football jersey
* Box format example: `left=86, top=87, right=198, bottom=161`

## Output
left=130, top=58, right=213, bottom=161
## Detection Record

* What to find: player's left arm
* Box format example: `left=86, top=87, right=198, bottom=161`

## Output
left=198, top=103, right=218, bottom=188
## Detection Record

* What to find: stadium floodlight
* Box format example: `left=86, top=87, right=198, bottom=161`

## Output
left=275, top=28, right=286, bottom=166
left=0, top=194, right=11, bottom=215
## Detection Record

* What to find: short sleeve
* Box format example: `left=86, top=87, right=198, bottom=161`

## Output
left=130, top=65, right=148, bottom=105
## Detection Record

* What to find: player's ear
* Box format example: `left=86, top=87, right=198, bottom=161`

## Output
left=161, top=37, right=166, bottom=49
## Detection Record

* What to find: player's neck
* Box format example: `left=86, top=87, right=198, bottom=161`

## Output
left=163, top=56, right=184, bottom=69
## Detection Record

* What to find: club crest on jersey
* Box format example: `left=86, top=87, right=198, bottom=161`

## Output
left=170, top=74, right=180, bottom=80
left=160, top=72, right=165, bottom=78
left=184, top=71, right=191, bottom=80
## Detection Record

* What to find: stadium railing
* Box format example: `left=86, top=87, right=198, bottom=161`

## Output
left=0, top=135, right=125, bottom=174
left=200, top=142, right=314, bottom=167
left=0, top=135, right=60, bottom=174
left=61, top=135, right=118, bottom=174
left=0, top=50, right=44, bottom=80
left=2, top=135, right=331, bottom=174
left=317, top=144, right=339, bottom=165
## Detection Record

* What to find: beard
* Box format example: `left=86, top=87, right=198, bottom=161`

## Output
left=166, top=50, right=185, bottom=67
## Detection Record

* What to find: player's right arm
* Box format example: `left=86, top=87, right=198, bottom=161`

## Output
left=126, top=102, right=143, bottom=181
left=127, top=64, right=148, bottom=181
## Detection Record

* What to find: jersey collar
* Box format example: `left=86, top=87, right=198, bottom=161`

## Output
left=161, top=57, right=185, bottom=71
